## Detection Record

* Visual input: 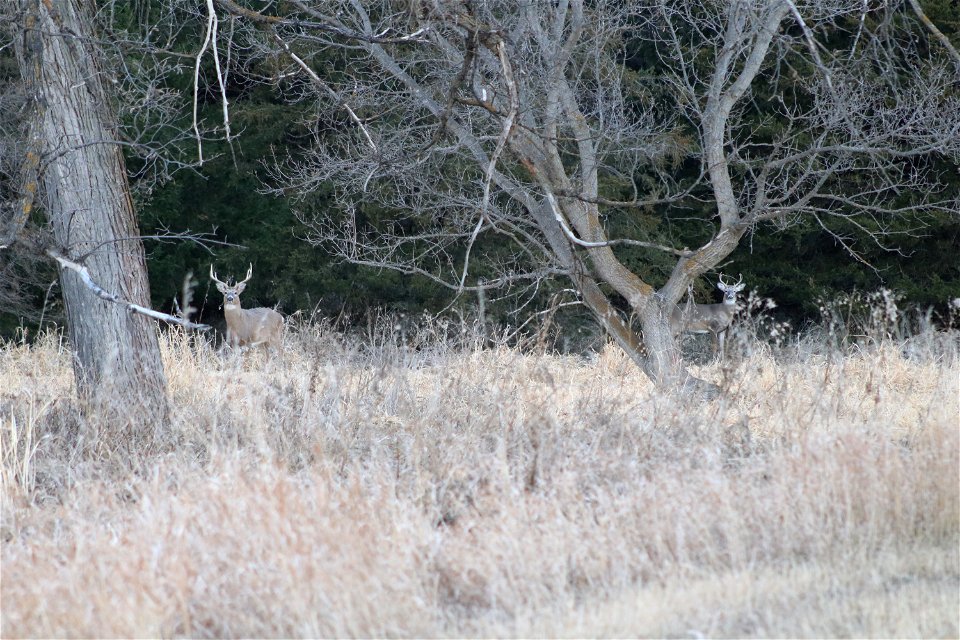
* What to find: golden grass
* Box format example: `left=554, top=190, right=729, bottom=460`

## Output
left=1, top=322, right=958, bottom=638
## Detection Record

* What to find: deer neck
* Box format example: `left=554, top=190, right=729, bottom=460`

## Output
left=718, top=296, right=739, bottom=319
left=224, top=300, right=244, bottom=317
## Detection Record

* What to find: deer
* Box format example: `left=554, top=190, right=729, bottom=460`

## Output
left=670, top=273, right=745, bottom=359
left=209, top=264, right=284, bottom=350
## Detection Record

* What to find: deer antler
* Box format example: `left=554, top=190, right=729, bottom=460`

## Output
left=238, top=263, right=253, bottom=286
left=210, top=264, right=227, bottom=286
left=718, top=273, right=744, bottom=288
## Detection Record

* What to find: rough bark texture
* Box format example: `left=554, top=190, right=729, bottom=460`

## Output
left=18, top=0, right=169, bottom=428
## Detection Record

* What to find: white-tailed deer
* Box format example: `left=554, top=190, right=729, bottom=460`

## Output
left=670, top=274, right=745, bottom=359
left=210, top=264, right=284, bottom=349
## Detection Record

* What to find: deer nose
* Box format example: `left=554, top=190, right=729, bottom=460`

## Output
left=226, top=293, right=235, bottom=301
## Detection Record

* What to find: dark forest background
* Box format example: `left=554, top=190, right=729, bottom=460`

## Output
left=1, top=0, right=957, bottom=343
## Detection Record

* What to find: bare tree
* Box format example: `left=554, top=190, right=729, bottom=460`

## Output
left=11, top=0, right=949, bottom=398
left=198, top=0, right=958, bottom=395
left=4, top=0, right=177, bottom=429
left=202, top=0, right=958, bottom=395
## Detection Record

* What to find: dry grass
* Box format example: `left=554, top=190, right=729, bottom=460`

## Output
left=1, top=319, right=958, bottom=638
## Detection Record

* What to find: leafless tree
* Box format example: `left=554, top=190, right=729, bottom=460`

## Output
left=1, top=0, right=210, bottom=431
left=199, top=0, right=960, bottom=395
left=201, top=0, right=957, bottom=395
left=8, top=0, right=953, bottom=399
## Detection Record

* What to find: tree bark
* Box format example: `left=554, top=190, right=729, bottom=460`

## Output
left=17, top=0, right=170, bottom=430
left=529, top=198, right=719, bottom=397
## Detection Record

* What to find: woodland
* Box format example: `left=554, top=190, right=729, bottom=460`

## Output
left=0, top=0, right=957, bottom=349
left=0, top=0, right=960, bottom=424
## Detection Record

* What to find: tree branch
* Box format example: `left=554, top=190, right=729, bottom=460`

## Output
left=271, top=30, right=377, bottom=152
left=906, top=0, right=960, bottom=72
left=214, top=0, right=429, bottom=43
left=46, top=246, right=211, bottom=331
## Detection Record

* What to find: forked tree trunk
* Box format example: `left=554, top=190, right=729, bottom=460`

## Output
left=578, top=276, right=719, bottom=397
left=17, top=0, right=170, bottom=429
left=530, top=199, right=718, bottom=397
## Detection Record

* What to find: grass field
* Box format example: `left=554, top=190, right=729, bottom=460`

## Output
left=1, top=317, right=958, bottom=638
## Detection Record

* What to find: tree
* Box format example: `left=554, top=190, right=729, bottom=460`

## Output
left=3, top=0, right=176, bottom=430
left=204, top=0, right=955, bottom=395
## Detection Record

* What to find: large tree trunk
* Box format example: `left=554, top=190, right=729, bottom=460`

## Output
left=17, top=0, right=170, bottom=429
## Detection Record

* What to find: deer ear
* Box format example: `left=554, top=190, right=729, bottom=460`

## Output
left=717, top=282, right=725, bottom=291
left=235, top=282, right=247, bottom=294
left=215, top=282, right=228, bottom=294
left=735, top=283, right=746, bottom=292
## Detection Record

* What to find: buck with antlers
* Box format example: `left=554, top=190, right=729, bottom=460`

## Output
left=670, top=274, right=746, bottom=359
left=210, top=264, right=284, bottom=349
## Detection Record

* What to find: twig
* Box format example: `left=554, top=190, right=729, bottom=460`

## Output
left=272, top=31, right=377, bottom=152
left=460, top=40, right=519, bottom=292
left=216, top=0, right=430, bottom=44
left=207, top=0, right=233, bottom=144
left=848, top=0, right=868, bottom=59
left=73, top=230, right=244, bottom=262
left=192, top=0, right=216, bottom=162
left=482, top=40, right=518, bottom=220
left=543, top=187, right=692, bottom=257
left=782, top=0, right=859, bottom=136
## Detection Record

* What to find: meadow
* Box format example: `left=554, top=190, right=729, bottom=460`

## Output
left=1, top=310, right=958, bottom=638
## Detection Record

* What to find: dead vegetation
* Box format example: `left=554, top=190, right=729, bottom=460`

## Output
left=1, top=315, right=958, bottom=637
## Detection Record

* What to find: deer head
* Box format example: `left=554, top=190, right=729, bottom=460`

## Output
left=210, top=263, right=253, bottom=304
left=717, top=273, right=745, bottom=304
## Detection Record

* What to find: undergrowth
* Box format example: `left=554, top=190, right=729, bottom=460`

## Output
left=1, top=313, right=958, bottom=637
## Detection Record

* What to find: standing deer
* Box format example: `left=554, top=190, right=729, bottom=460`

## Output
left=670, top=274, right=745, bottom=359
left=210, top=264, right=284, bottom=349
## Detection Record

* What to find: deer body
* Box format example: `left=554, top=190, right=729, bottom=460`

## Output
left=211, top=264, right=284, bottom=349
left=670, top=274, right=745, bottom=358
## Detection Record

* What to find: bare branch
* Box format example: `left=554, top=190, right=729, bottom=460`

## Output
left=215, top=0, right=430, bottom=43
left=192, top=0, right=216, bottom=162
left=460, top=39, right=520, bottom=292
left=543, top=183, right=692, bottom=257
left=208, top=0, right=232, bottom=144
left=46, top=247, right=211, bottom=331
left=271, top=30, right=377, bottom=152
left=906, top=0, right=960, bottom=72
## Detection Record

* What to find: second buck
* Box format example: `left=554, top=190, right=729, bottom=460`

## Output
left=210, top=264, right=284, bottom=349
left=670, top=274, right=745, bottom=359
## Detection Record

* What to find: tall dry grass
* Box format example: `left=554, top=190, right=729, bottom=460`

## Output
left=1, top=313, right=958, bottom=638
